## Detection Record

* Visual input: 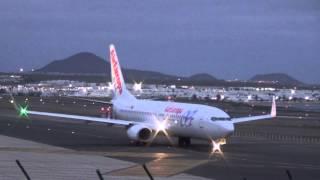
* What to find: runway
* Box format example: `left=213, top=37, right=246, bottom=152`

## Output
left=0, top=96, right=320, bottom=179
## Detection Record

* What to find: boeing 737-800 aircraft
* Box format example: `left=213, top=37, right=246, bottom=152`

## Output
left=24, top=44, right=276, bottom=148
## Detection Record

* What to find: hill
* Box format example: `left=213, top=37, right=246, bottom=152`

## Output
left=34, top=52, right=308, bottom=87
left=36, top=52, right=180, bottom=82
left=189, top=73, right=217, bottom=81
left=250, top=73, right=304, bottom=85
left=37, top=52, right=107, bottom=74
left=36, top=52, right=224, bottom=84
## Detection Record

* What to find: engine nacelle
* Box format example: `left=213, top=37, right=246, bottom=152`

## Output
left=127, top=125, right=152, bottom=142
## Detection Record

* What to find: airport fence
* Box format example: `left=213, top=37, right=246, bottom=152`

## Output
left=15, top=160, right=295, bottom=180
left=233, top=130, right=320, bottom=144
left=15, top=160, right=155, bottom=180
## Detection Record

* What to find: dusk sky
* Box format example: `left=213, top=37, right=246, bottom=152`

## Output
left=0, top=0, right=319, bottom=83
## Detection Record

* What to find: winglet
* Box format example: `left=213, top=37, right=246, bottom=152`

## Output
left=271, top=96, right=277, bottom=118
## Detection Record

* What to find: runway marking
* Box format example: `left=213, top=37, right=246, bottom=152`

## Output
left=210, top=153, right=320, bottom=170
left=0, top=147, right=188, bottom=164
left=108, top=159, right=208, bottom=177
left=104, top=152, right=184, bottom=158
left=209, top=160, right=320, bottom=170
left=0, top=147, right=73, bottom=154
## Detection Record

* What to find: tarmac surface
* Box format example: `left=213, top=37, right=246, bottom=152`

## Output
left=0, top=96, right=320, bottom=180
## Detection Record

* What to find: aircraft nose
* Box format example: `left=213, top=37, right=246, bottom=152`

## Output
left=222, top=122, right=234, bottom=135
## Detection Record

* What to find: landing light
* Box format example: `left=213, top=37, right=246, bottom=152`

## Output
left=211, top=139, right=226, bottom=155
left=157, top=120, right=166, bottom=132
left=149, top=116, right=174, bottom=146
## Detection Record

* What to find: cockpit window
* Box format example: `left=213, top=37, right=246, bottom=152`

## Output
left=211, top=117, right=231, bottom=121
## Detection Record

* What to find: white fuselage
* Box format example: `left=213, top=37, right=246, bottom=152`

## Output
left=112, top=98, right=234, bottom=140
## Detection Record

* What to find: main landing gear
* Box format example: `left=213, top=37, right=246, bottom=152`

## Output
left=178, top=137, right=191, bottom=147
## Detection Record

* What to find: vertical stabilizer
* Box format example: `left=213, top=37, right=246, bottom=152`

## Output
left=109, top=44, right=136, bottom=100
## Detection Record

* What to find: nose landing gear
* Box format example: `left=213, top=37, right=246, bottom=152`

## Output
left=211, top=138, right=226, bottom=154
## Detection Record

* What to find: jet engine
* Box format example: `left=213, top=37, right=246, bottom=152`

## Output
left=127, top=125, right=152, bottom=141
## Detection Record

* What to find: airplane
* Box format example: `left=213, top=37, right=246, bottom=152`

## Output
left=20, top=44, right=277, bottom=149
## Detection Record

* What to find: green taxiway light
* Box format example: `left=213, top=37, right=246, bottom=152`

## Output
left=19, top=106, right=29, bottom=118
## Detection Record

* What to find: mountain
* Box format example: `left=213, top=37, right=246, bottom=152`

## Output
left=34, top=52, right=307, bottom=87
left=250, top=73, right=304, bottom=85
left=36, top=52, right=180, bottom=82
left=37, top=52, right=107, bottom=74
left=189, top=73, right=217, bottom=81
left=35, top=52, right=223, bottom=85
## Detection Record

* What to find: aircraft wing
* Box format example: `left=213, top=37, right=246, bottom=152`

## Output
left=28, top=111, right=132, bottom=126
left=232, top=97, right=277, bottom=123
left=232, top=114, right=273, bottom=123
left=65, top=96, right=112, bottom=105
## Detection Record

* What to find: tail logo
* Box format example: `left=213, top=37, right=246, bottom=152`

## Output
left=110, top=49, right=122, bottom=95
